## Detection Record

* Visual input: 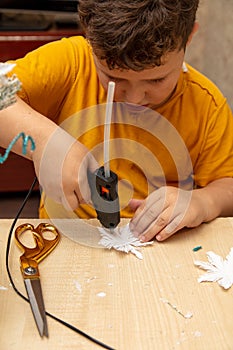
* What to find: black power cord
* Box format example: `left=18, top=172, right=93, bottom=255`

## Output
left=5, top=177, right=116, bottom=350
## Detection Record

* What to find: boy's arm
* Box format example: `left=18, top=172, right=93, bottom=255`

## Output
left=0, top=96, right=97, bottom=209
left=0, top=97, right=57, bottom=158
left=129, top=177, right=233, bottom=242
left=199, top=177, right=233, bottom=217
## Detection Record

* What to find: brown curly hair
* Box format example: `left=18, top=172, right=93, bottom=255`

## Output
left=78, top=0, right=199, bottom=71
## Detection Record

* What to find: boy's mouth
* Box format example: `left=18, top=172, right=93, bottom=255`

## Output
left=124, top=103, right=150, bottom=113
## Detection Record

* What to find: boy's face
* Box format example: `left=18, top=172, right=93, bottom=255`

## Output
left=94, top=49, right=185, bottom=109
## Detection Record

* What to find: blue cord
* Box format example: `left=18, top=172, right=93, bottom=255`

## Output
left=0, top=132, right=35, bottom=164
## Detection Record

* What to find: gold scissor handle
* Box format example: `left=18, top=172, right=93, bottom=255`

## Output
left=15, top=223, right=60, bottom=265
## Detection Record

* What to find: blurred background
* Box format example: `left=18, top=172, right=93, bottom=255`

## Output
left=186, top=0, right=233, bottom=110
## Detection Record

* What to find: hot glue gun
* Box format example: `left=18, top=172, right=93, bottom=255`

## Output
left=89, top=166, right=120, bottom=229
left=89, top=81, right=120, bottom=229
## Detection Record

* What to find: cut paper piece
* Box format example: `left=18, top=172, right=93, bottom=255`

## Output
left=98, top=223, right=153, bottom=259
left=194, top=248, right=233, bottom=289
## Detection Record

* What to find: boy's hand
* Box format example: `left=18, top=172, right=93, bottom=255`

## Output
left=129, top=186, right=209, bottom=242
left=0, top=97, right=98, bottom=211
left=34, top=127, right=98, bottom=210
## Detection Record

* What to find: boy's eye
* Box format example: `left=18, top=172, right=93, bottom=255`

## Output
left=104, top=74, right=166, bottom=84
left=150, top=77, right=165, bottom=84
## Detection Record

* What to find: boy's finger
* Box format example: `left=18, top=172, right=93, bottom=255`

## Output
left=128, top=198, right=144, bottom=211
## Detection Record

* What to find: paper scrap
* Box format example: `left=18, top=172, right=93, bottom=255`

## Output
left=194, top=248, right=233, bottom=289
left=98, top=223, right=153, bottom=259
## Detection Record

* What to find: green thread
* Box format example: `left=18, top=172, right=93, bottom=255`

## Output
left=0, top=132, right=35, bottom=164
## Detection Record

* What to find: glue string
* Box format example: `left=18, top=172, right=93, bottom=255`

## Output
left=104, top=81, right=115, bottom=178
left=5, top=177, right=115, bottom=350
left=0, top=132, right=36, bottom=164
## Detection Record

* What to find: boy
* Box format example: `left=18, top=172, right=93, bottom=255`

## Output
left=0, top=0, right=232, bottom=242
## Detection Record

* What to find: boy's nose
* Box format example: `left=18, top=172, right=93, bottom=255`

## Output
left=124, top=88, right=146, bottom=105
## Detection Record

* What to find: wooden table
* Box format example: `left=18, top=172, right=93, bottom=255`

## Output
left=1, top=218, right=233, bottom=349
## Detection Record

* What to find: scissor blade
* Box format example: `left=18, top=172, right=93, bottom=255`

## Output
left=24, top=278, right=48, bottom=337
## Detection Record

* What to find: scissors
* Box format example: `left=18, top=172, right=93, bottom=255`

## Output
left=15, top=223, right=60, bottom=337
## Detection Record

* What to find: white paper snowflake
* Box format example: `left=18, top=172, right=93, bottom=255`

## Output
left=98, top=223, right=153, bottom=259
left=194, top=248, right=233, bottom=289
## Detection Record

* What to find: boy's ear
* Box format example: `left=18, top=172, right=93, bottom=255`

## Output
left=187, top=22, right=199, bottom=46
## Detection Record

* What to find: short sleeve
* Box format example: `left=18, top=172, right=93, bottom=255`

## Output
left=194, top=100, right=233, bottom=186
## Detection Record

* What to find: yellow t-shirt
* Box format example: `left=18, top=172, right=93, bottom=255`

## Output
left=10, top=36, right=233, bottom=219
